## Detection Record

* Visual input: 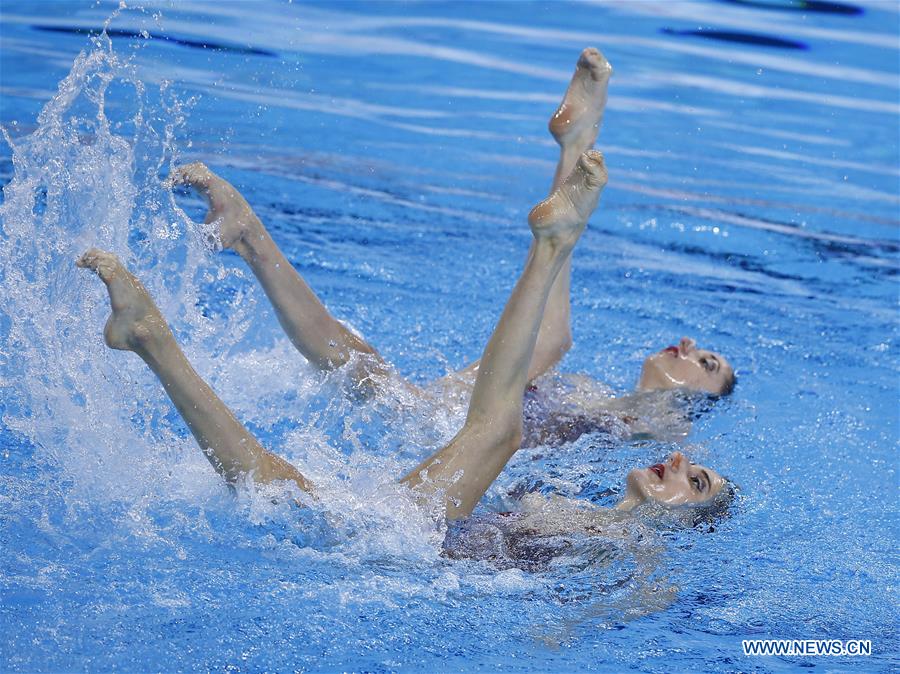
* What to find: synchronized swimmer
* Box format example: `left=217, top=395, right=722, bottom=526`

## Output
left=77, top=48, right=735, bottom=531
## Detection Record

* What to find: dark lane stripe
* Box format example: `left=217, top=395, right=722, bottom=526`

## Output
left=661, top=27, right=807, bottom=50
left=718, top=0, right=864, bottom=16
left=33, top=25, right=278, bottom=57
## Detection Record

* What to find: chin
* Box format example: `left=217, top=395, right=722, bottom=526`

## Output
left=625, top=468, right=649, bottom=501
left=637, top=358, right=669, bottom=391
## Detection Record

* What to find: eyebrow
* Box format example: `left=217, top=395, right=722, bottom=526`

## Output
left=700, top=469, right=711, bottom=492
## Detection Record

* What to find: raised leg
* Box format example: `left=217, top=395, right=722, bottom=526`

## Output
left=448, top=48, right=612, bottom=385
left=402, top=151, right=608, bottom=519
left=77, top=248, right=313, bottom=494
left=532, top=47, right=612, bottom=380
left=548, top=49, right=613, bottom=191
left=169, top=163, right=387, bottom=388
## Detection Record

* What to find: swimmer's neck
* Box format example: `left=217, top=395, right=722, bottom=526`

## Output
left=521, top=491, right=639, bottom=515
left=614, top=494, right=641, bottom=511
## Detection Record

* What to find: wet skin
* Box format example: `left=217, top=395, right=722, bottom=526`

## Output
left=638, top=337, right=734, bottom=395
left=617, top=450, right=725, bottom=511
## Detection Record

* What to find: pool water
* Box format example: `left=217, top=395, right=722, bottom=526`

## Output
left=1, top=1, right=897, bottom=672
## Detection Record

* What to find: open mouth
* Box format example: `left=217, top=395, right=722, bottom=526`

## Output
left=649, top=463, right=665, bottom=480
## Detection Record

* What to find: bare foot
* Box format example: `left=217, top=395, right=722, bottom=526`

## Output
left=168, top=162, right=261, bottom=251
left=76, top=249, right=169, bottom=352
left=549, top=48, right=612, bottom=151
left=528, top=150, right=607, bottom=247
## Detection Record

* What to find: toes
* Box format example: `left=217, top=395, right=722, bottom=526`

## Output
left=575, top=151, right=608, bottom=190
left=76, top=248, right=100, bottom=270
left=578, top=47, right=612, bottom=80
left=76, top=248, right=122, bottom=283
left=579, top=47, right=599, bottom=67
left=167, top=161, right=214, bottom=191
left=579, top=149, right=606, bottom=173
left=76, top=247, right=110, bottom=273
left=582, top=149, right=605, bottom=167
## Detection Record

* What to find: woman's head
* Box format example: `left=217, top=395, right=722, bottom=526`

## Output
left=618, top=450, right=725, bottom=509
left=638, top=337, right=734, bottom=396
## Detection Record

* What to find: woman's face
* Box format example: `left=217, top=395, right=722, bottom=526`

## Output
left=624, top=451, right=725, bottom=507
left=638, top=337, right=733, bottom=395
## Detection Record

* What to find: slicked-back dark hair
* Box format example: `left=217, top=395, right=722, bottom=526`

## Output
left=718, top=371, right=737, bottom=397
left=691, top=479, right=738, bottom=532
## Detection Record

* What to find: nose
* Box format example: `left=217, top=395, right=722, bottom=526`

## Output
left=669, top=451, right=685, bottom=471
left=678, top=337, right=696, bottom=356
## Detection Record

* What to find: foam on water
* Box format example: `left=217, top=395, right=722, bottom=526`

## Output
left=0, top=26, right=435, bottom=558
left=0, top=16, right=641, bottom=583
left=2, top=1, right=898, bottom=671
left=2, top=33, right=190, bottom=500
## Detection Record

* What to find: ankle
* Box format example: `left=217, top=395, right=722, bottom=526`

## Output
left=132, top=316, right=173, bottom=351
left=134, top=324, right=180, bottom=366
left=533, top=234, right=576, bottom=260
left=559, top=143, right=585, bottom=161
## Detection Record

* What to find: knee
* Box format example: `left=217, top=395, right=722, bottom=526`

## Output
left=536, top=329, right=572, bottom=362
left=496, top=419, right=522, bottom=452
left=557, top=331, right=573, bottom=358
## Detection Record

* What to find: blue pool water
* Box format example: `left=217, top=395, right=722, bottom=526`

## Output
left=1, top=1, right=898, bottom=671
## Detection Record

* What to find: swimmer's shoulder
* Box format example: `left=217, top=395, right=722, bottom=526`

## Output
left=509, top=493, right=631, bottom=538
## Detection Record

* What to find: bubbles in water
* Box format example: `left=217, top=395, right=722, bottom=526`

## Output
left=0, top=21, right=697, bottom=647
left=0, top=31, right=450, bottom=558
left=2, top=33, right=202, bottom=502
